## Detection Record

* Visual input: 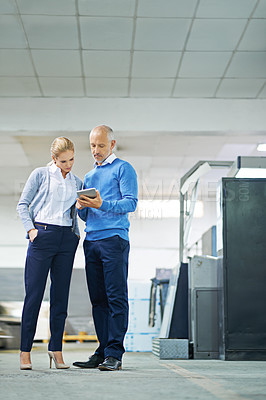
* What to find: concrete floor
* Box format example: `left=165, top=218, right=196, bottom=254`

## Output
left=1, top=342, right=266, bottom=400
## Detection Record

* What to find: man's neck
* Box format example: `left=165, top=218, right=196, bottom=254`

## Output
left=96, top=152, right=112, bottom=166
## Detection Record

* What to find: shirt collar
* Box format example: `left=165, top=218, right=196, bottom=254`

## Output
left=50, top=163, right=58, bottom=173
left=94, top=153, right=117, bottom=168
left=49, top=162, right=72, bottom=179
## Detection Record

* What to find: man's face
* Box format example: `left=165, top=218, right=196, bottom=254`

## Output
left=90, top=129, right=115, bottom=165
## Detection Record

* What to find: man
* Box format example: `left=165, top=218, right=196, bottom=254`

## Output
left=73, top=125, right=138, bottom=371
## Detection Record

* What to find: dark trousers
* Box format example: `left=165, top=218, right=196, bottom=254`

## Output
left=20, top=223, right=79, bottom=352
left=84, top=235, right=130, bottom=361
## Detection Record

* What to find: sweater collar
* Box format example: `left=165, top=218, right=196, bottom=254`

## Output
left=94, top=153, right=117, bottom=168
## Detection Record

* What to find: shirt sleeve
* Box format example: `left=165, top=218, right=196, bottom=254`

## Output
left=77, top=207, right=88, bottom=221
left=99, top=162, right=138, bottom=214
left=17, top=169, right=41, bottom=233
left=72, top=177, right=83, bottom=234
left=77, top=180, right=89, bottom=221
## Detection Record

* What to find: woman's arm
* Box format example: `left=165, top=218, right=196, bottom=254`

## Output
left=17, top=169, right=41, bottom=234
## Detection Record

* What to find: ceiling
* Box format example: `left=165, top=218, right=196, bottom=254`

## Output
left=0, top=0, right=266, bottom=99
left=1, top=131, right=265, bottom=199
left=0, top=0, right=266, bottom=202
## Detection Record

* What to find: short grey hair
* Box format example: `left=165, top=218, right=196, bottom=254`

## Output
left=106, top=126, right=115, bottom=142
left=90, top=125, right=115, bottom=142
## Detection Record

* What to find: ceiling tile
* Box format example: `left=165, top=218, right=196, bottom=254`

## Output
left=179, top=156, right=204, bottom=171
left=132, top=51, right=181, bottom=78
left=78, top=0, right=136, bottom=16
left=85, top=78, right=128, bottom=96
left=145, top=167, right=180, bottom=180
left=0, top=136, right=18, bottom=144
left=151, top=156, right=185, bottom=169
left=153, top=138, right=190, bottom=157
left=173, top=78, right=219, bottom=97
left=17, top=0, right=76, bottom=15
left=0, top=50, right=34, bottom=75
left=0, top=1, right=265, bottom=100
left=118, top=136, right=160, bottom=155
left=225, top=135, right=265, bottom=144
left=179, top=52, right=232, bottom=77
left=32, top=50, right=81, bottom=76
left=226, top=52, right=266, bottom=78
left=0, top=143, right=30, bottom=166
left=0, top=15, right=27, bottom=48
left=21, top=16, right=79, bottom=49
left=0, top=77, right=41, bottom=96
left=239, top=20, right=266, bottom=51
left=216, top=78, right=265, bottom=98
left=187, top=19, right=247, bottom=51
left=80, top=17, right=133, bottom=50
left=184, top=140, right=222, bottom=157
left=137, top=0, right=197, bottom=17
left=216, top=143, right=256, bottom=160
left=197, top=0, right=257, bottom=18
left=39, top=77, right=84, bottom=96
left=83, top=51, right=130, bottom=77
left=130, top=78, right=174, bottom=97
left=135, top=18, right=191, bottom=50
left=253, top=0, right=266, bottom=17
left=258, top=83, right=266, bottom=98
left=0, top=0, right=17, bottom=13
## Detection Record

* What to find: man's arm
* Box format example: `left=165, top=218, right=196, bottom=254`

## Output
left=77, top=162, right=138, bottom=214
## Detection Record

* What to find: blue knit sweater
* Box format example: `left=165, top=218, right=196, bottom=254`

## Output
left=78, top=157, right=138, bottom=241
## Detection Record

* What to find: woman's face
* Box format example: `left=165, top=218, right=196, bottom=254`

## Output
left=53, top=150, right=74, bottom=177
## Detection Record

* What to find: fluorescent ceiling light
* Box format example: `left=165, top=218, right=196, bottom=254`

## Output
left=257, top=144, right=266, bottom=152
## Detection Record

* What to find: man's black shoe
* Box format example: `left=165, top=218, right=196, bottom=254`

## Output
left=98, top=357, right=122, bottom=371
left=73, top=354, right=104, bottom=368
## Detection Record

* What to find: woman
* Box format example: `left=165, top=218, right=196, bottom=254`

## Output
left=17, top=137, right=82, bottom=370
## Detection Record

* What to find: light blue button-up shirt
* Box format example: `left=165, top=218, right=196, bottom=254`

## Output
left=17, top=166, right=83, bottom=237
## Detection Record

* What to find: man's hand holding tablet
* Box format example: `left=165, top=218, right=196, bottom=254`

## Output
left=77, top=188, right=97, bottom=198
left=76, top=188, right=103, bottom=210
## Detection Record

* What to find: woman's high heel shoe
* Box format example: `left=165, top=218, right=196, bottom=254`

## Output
left=20, top=352, right=32, bottom=370
left=48, top=351, right=70, bottom=369
left=20, top=363, right=32, bottom=370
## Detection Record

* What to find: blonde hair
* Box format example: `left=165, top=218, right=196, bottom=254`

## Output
left=47, top=137, right=74, bottom=165
left=51, top=137, right=74, bottom=158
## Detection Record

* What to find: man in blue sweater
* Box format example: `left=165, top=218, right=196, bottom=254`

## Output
left=73, top=125, right=138, bottom=371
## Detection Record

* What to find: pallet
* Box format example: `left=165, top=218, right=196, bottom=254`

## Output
left=63, top=331, right=98, bottom=343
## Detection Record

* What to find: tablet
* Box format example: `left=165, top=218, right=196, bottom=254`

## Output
left=77, top=188, right=97, bottom=198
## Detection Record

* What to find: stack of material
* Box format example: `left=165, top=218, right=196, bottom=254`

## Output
left=125, top=281, right=161, bottom=352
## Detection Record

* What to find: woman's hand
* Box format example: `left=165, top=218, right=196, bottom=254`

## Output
left=28, top=229, right=38, bottom=243
left=76, top=199, right=84, bottom=210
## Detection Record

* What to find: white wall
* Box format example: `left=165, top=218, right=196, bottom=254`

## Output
left=128, top=198, right=217, bottom=280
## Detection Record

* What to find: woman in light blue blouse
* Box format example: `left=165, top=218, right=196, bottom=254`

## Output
left=17, top=137, right=82, bottom=370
